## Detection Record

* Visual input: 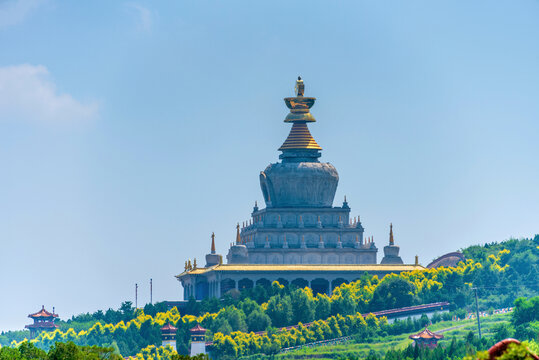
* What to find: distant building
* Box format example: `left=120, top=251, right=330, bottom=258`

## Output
left=380, top=223, right=403, bottom=264
left=177, top=78, right=423, bottom=300
left=25, top=306, right=59, bottom=339
left=427, top=252, right=466, bottom=268
left=190, top=324, right=207, bottom=356
left=409, top=327, right=444, bottom=349
left=160, top=323, right=177, bottom=349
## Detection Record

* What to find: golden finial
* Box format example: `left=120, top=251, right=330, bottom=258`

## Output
left=184, top=261, right=188, bottom=271
left=236, top=223, right=241, bottom=244
left=211, top=232, right=216, bottom=254
left=415, top=255, right=419, bottom=265
left=193, top=258, right=197, bottom=268
left=187, top=259, right=192, bottom=270
left=295, top=76, right=304, bottom=97
left=389, top=223, right=394, bottom=245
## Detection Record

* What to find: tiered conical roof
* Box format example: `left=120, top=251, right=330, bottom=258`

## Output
left=278, top=77, right=322, bottom=152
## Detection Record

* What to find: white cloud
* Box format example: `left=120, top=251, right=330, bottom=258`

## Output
left=0, top=64, right=98, bottom=123
left=0, top=0, right=43, bottom=28
left=126, top=3, right=153, bottom=32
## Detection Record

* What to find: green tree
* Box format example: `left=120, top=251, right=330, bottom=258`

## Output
left=315, top=295, right=331, bottom=320
left=265, top=295, right=292, bottom=328
left=246, top=310, right=272, bottom=332
left=290, top=289, right=315, bottom=324
left=369, top=277, right=417, bottom=311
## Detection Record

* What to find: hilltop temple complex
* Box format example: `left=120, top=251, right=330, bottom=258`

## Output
left=177, top=78, right=422, bottom=299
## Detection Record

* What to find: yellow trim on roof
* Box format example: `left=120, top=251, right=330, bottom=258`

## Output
left=176, top=264, right=425, bottom=278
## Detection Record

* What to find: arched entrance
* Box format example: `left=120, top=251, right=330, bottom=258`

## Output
left=256, top=278, right=271, bottom=289
left=331, top=278, right=347, bottom=290
left=276, top=278, right=289, bottom=287
left=221, top=278, right=236, bottom=294
left=238, top=278, right=254, bottom=291
left=291, top=278, right=309, bottom=289
left=311, top=278, right=329, bottom=295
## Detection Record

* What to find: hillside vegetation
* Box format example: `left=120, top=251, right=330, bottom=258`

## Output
left=1, top=235, right=537, bottom=359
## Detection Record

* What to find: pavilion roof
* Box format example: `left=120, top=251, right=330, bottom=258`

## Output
left=409, top=327, right=444, bottom=340
left=190, top=324, right=207, bottom=333
left=28, top=306, right=58, bottom=319
left=161, top=323, right=178, bottom=331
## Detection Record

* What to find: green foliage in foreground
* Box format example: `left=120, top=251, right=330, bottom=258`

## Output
left=0, top=341, right=122, bottom=360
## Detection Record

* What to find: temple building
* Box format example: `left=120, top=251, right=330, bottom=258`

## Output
left=409, top=327, right=444, bottom=349
left=25, top=306, right=59, bottom=339
left=177, top=78, right=422, bottom=299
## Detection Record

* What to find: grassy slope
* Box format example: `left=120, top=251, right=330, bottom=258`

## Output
left=275, top=313, right=511, bottom=359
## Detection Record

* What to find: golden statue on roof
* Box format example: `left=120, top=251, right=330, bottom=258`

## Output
left=295, top=76, right=304, bottom=97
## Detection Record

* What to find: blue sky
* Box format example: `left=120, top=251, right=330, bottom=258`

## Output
left=1, top=0, right=538, bottom=331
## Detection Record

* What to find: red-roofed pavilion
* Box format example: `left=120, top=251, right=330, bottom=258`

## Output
left=25, top=306, right=59, bottom=338
left=161, top=323, right=178, bottom=348
left=409, top=327, right=444, bottom=349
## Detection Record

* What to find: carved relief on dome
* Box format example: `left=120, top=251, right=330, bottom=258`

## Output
left=270, top=254, right=283, bottom=264
left=343, top=234, right=356, bottom=247
left=284, top=254, right=300, bottom=264
left=284, top=233, right=299, bottom=247
left=305, top=253, right=321, bottom=264
left=324, top=233, right=338, bottom=247
left=324, top=254, right=339, bottom=264
left=305, top=233, right=318, bottom=247
left=303, top=213, right=316, bottom=226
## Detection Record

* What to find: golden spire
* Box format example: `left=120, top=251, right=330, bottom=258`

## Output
left=211, top=232, right=216, bottom=254
left=187, top=259, right=192, bottom=270
left=389, top=223, right=394, bottom=245
left=279, top=123, right=322, bottom=150
left=279, top=78, right=322, bottom=151
left=184, top=261, right=188, bottom=271
left=193, top=258, right=197, bottom=268
left=415, top=255, right=419, bottom=265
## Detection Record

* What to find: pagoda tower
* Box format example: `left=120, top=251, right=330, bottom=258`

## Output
left=409, top=327, right=444, bottom=349
left=227, top=77, right=376, bottom=265
left=189, top=324, right=207, bottom=356
left=380, top=223, right=403, bottom=264
left=25, top=306, right=59, bottom=338
left=160, top=323, right=178, bottom=348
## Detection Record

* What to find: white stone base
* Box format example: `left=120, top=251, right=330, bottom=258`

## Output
left=190, top=341, right=206, bottom=356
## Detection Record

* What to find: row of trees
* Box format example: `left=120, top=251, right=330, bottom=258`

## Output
left=1, top=255, right=513, bottom=356
left=345, top=335, right=538, bottom=360
left=0, top=341, right=123, bottom=360
left=3, top=236, right=537, bottom=358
